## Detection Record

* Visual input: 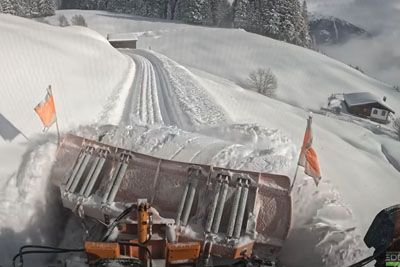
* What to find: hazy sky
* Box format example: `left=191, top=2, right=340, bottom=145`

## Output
left=307, top=0, right=400, bottom=85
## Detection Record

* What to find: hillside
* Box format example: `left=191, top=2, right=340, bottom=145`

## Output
left=48, top=11, right=400, bottom=114
left=0, top=10, right=399, bottom=267
left=0, top=13, right=133, bottom=139
left=0, top=13, right=133, bottom=265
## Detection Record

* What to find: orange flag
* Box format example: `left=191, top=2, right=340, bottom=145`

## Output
left=299, top=116, right=321, bottom=186
left=34, top=86, right=57, bottom=131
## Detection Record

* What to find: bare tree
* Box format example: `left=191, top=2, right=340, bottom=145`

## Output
left=35, top=17, right=50, bottom=24
left=71, top=14, right=87, bottom=27
left=394, top=117, right=400, bottom=140
left=58, top=14, right=70, bottom=27
left=248, top=68, right=278, bottom=97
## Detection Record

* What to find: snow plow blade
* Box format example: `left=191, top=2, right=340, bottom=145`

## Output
left=51, top=134, right=292, bottom=258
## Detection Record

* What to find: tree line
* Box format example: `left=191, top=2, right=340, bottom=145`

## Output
left=0, top=0, right=56, bottom=17
left=61, top=0, right=311, bottom=47
left=0, top=0, right=311, bottom=48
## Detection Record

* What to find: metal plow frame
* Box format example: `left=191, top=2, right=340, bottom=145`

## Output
left=51, top=134, right=292, bottom=258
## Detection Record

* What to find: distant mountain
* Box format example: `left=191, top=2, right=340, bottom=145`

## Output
left=310, top=15, right=370, bottom=45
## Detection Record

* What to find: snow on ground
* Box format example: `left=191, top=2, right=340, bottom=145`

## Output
left=49, top=10, right=400, bottom=113
left=1, top=10, right=399, bottom=267
left=0, top=13, right=133, bottom=266
left=74, top=123, right=296, bottom=175
left=0, top=13, right=134, bottom=139
left=120, top=49, right=227, bottom=130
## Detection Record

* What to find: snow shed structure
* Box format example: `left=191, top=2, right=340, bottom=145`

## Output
left=343, top=92, right=395, bottom=123
left=107, top=33, right=137, bottom=49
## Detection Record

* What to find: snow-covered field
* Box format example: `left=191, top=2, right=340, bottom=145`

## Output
left=0, top=10, right=399, bottom=267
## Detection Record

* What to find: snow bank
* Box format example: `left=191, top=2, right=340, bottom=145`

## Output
left=73, top=123, right=296, bottom=175
left=0, top=136, right=61, bottom=266
left=381, top=137, right=400, bottom=172
left=281, top=177, right=366, bottom=267
left=0, top=13, right=134, bottom=141
left=0, top=14, right=134, bottom=266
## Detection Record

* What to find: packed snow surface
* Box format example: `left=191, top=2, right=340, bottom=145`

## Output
left=1, top=10, right=399, bottom=267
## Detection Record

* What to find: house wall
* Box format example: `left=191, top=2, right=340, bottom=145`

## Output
left=371, top=108, right=389, bottom=121
left=346, top=102, right=391, bottom=122
left=109, top=40, right=137, bottom=49
left=347, top=105, right=371, bottom=118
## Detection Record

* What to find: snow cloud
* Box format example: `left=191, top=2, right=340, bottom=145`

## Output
left=308, top=0, right=400, bottom=85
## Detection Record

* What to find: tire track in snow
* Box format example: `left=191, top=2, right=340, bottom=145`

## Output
left=121, top=52, right=163, bottom=125
left=121, top=49, right=228, bottom=131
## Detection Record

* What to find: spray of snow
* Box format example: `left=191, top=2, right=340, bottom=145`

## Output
left=0, top=136, right=65, bottom=266
left=74, top=123, right=296, bottom=175
left=281, top=177, right=367, bottom=267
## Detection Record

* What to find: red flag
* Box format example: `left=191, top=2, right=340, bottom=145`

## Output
left=34, top=86, right=57, bottom=131
left=299, top=116, right=321, bottom=186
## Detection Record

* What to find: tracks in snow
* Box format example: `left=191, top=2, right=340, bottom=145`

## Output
left=121, top=52, right=163, bottom=125
left=121, top=49, right=228, bottom=131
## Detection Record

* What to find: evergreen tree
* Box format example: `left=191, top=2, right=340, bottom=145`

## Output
left=38, top=0, right=56, bottom=16
left=210, top=0, right=231, bottom=27
left=29, top=0, right=41, bottom=17
left=96, top=0, right=108, bottom=10
left=175, top=0, right=209, bottom=24
left=112, top=0, right=127, bottom=13
left=246, top=0, right=262, bottom=34
left=232, top=0, right=248, bottom=28
left=301, top=0, right=312, bottom=47
left=124, top=0, right=135, bottom=14
left=1, top=0, right=15, bottom=15
left=11, top=0, right=26, bottom=16
left=301, top=0, right=308, bottom=25
left=167, top=0, right=179, bottom=19
left=144, top=0, right=168, bottom=19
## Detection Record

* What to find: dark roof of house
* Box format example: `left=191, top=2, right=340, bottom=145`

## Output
left=343, top=92, right=395, bottom=113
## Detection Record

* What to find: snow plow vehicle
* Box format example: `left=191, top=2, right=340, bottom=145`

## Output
left=11, top=134, right=400, bottom=267
left=45, top=133, right=292, bottom=266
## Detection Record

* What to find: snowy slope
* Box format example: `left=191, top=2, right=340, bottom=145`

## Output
left=0, top=13, right=134, bottom=265
left=0, top=13, right=134, bottom=141
left=1, top=10, right=399, bottom=267
left=50, top=10, right=400, bottom=114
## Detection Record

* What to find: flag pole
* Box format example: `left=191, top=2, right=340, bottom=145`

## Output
left=20, top=131, right=30, bottom=141
left=289, top=156, right=301, bottom=194
left=48, top=85, right=61, bottom=146
left=55, top=114, right=61, bottom=146
left=289, top=113, right=313, bottom=195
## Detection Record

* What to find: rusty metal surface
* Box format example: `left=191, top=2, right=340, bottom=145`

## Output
left=51, top=134, right=292, bottom=257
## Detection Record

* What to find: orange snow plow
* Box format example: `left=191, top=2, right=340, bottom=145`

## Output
left=49, top=134, right=292, bottom=265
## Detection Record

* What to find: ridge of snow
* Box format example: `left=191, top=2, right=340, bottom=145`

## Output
left=0, top=13, right=131, bottom=140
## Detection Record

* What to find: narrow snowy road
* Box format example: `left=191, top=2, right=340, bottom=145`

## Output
left=121, top=52, right=165, bottom=126
left=121, top=49, right=227, bottom=130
